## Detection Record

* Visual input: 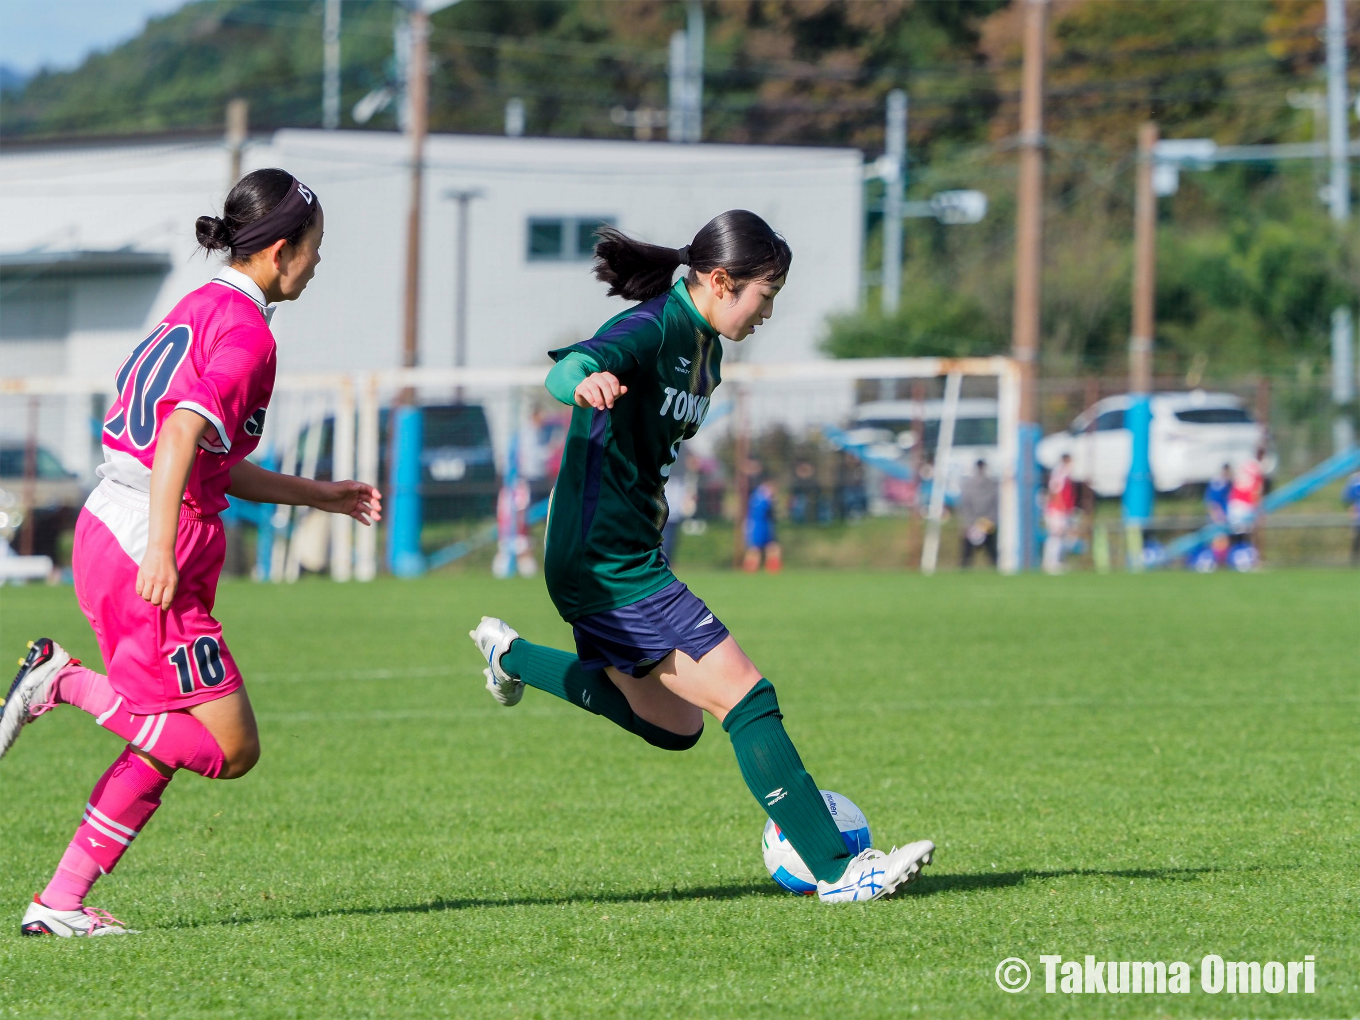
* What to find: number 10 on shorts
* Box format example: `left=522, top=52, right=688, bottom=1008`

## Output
left=169, top=637, right=226, bottom=694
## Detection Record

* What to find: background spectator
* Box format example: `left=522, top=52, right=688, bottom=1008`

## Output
left=1043, top=453, right=1076, bottom=575
left=958, top=459, right=998, bottom=568
left=1344, top=469, right=1360, bottom=566
left=743, top=479, right=782, bottom=573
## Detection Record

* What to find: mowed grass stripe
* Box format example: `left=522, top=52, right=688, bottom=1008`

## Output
left=0, top=570, right=1355, bottom=1018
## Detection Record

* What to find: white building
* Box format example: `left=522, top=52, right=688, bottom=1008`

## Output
left=0, top=129, right=864, bottom=479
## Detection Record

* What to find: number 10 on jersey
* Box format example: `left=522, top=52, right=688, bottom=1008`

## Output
left=169, top=637, right=226, bottom=694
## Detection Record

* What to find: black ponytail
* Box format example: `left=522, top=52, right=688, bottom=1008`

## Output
left=593, top=210, right=792, bottom=303
left=196, top=168, right=320, bottom=264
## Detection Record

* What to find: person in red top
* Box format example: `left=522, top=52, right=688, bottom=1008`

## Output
left=1043, top=452, right=1076, bottom=574
left=0, top=169, right=382, bottom=937
left=1227, top=446, right=1266, bottom=537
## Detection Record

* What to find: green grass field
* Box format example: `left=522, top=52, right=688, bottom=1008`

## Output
left=0, top=569, right=1356, bottom=1018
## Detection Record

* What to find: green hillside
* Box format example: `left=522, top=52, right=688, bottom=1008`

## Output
left=4, top=0, right=1359, bottom=383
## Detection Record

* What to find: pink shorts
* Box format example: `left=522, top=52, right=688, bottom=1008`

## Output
left=72, top=482, right=244, bottom=715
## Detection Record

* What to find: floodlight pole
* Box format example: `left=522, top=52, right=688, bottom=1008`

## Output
left=1010, top=0, right=1047, bottom=570
left=881, top=90, right=906, bottom=315
left=685, top=0, right=704, bottom=142
left=444, top=188, right=484, bottom=402
left=323, top=0, right=342, bottom=130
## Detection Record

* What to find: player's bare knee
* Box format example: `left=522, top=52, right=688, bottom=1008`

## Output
left=220, top=739, right=260, bottom=779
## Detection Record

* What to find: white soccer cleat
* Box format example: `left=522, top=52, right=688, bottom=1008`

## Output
left=21, top=897, right=134, bottom=937
left=468, top=616, right=524, bottom=707
left=0, top=638, right=71, bottom=761
left=817, top=840, right=934, bottom=903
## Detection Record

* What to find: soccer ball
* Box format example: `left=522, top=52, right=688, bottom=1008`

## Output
left=762, top=790, right=872, bottom=895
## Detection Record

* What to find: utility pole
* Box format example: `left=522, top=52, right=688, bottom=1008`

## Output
left=668, top=1, right=704, bottom=143
left=323, top=0, right=342, bottom=130
left=1010, top=0, right=1047, bottom=569
left=1327, top=0, right=1354, bottom=451
left=881, top=89, right=906, bottom=315
left=226, top=98, right=248, bottom=186
left=1123, top=121, right=1158, bottom=567
left=401, top=3, right=429, bottom=386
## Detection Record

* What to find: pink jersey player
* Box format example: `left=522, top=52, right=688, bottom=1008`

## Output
left=0, top=170, right=382, bottom=938
left=98, top=268, right=279, bottom=517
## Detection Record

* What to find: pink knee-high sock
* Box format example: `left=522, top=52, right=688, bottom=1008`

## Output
left=40, top=844, right=102, bottom=911
left=51, top=664, right=225, bottom=778
left=42, top=749, right=171, bottom=909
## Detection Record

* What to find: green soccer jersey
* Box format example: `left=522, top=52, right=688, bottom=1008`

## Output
left=544, top=278, right=722, bottom=620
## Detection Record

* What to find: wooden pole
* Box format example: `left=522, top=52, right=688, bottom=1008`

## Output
left=1010, top=0, right=1047, bottom=569
left=1131, top=122, right=1158, bottom=394
left=1011, top=0, right=1047, bottom=426
left=400, top=6, right=429, bottom=399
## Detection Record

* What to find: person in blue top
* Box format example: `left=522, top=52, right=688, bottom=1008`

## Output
left=743, top=479, right=781, bottom=572
left=1343, top=469, right=1360, bottom=565
left=1205, top=463, right=1231, bottom=525
left=469, top=211, right=934, bottom=902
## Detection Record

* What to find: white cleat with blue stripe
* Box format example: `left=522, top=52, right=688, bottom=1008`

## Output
left=0, top=638, right=70, bottom=762
left=817, top=840, right=934, bottom=903
left=469, top=617, right=524, bottom=707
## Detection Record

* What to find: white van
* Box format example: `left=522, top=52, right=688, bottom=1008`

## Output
left=850, top=398, right=1000, bottom=495
left=1036, top=391, right=1272, bottom=497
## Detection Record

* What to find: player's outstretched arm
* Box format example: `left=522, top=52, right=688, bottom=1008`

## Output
left=227, top=459, right=382, bottom=525
left=138, top=408, right=210, bottom=610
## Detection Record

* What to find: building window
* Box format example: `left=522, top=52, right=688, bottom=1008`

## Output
left=526, top=216, right=614, bottom=261
left=0, top=282, right=71, bottom=340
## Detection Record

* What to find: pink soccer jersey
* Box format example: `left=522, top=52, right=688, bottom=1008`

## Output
left=98, top=268, right=277, bottom=515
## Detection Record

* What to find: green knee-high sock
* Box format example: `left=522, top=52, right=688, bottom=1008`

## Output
left=722, top=679, right=850, bottom=883
left=500, top=640, right=701, bottom=751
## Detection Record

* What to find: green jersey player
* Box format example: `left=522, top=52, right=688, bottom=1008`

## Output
left=471, top=211, right=933, bottom=902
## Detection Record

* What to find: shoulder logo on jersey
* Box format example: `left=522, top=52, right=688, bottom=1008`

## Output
left=676, top=356, right=691, bottom=372
left=244, top=408, right=267, bottom=437
left=103, top=323, right=193, bottom=449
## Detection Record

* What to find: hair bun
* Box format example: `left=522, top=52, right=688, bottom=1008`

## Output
left=195, top=214, right=233, bottom=252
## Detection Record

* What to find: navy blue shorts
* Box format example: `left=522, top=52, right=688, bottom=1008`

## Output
left=572, top=580, right=730, bottom=678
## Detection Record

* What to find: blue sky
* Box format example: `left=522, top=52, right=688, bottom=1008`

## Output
left=0, top=0, right=189, bottom=76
